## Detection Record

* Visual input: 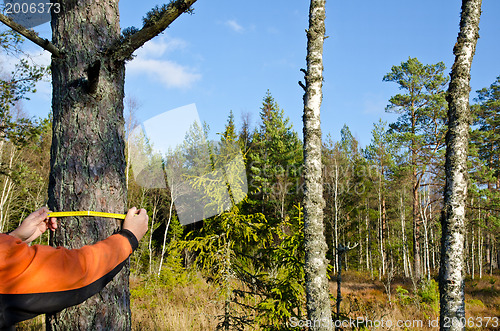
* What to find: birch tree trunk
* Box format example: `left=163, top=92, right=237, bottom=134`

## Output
left=400, top=193, right=409, bottom=277
left=334, top=158, right=339, bottom=273
left=302, top=0, right=332, bottom=328
left=478, top=204, right=483, bottom=278
left=439, top=0, right=482, bottom=329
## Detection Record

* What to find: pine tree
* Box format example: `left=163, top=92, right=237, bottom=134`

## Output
left=384, top=57, right=448, bottom=281
left=1, top=1, right=197, bottom=328
left=470, top=76, right=500, bottom=275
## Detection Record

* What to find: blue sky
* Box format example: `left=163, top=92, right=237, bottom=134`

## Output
left=8, top=0, right=500, bottom=147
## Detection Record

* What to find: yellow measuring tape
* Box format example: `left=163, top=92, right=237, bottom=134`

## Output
left=47, top=211, right=126, bottom=219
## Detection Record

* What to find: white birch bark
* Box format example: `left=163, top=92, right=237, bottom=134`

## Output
left=302, top=0, right=332, bottom=328
left=440, top=0, right=482, bottom=329
left=158, top=196, right=175, bottom=276
left=400, top=192, right=409, bottom=277
left=365, top=200, right=370, bottom=272
left=471, top=223, right=475, bottom=279
left=478, top=203, right=482, bottom=278
left=334, top=159, right=339, bottom=273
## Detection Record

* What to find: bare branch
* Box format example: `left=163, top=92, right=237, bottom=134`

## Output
left=0, top=13, right=61, bottom=58
left=298, top=80, right=306, bottom=91
left=107, top=0, right=197, bottom=62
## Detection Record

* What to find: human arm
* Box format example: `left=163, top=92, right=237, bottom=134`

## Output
left=0, top=207, right=148, bottom=328
left=8, top=207, right=57, bottom=244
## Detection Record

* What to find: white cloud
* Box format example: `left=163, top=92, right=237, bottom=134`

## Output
left=134, top=35, right=187, bottom=58
left=127, top=35, right=201, bottom=89
left=127, top=58, right=201, bottom=89
left=225, top=19, right=244, bottom=33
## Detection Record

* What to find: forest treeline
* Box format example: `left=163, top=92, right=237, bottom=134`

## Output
left=1, top=28, right=499, bottom=327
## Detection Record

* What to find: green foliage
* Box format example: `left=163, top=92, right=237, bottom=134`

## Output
left=416, top=279, right=439, bottom=313
left=247, top=91, right=303, bottom=222
left=417, top=279, right=439, bottom=304
left=252, top=204, right=306, bottom=330
left=121, top=26, right=139, bottom=39
left=469, top=75, right=500, bottom=245
left=143, top=1, right=194, bottom=28
left=157, top=245, right=190, bottom=287
left=0, top=31, right=48, bottom=150
left=396, top=286, right=412, bottom=305
left=383, top=57, right=448, bottom=165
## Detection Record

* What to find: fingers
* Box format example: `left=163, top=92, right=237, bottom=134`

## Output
left=126, top=206, right=138, bottom=218
left=37, top=207, right=50, bottom=214
left=123, top=207, right=149, bottom=242
left=46, top=217, right=58, bottom=231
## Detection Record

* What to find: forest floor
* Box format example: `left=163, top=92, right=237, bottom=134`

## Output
left=17, top=271, right=499, bottom=330
left=128, top=270, right=500, bottom=330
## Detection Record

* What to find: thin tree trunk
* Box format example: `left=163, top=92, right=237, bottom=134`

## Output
left=158, top=197, right=175, bottom=276
left=400, top=192, right=409, bottom=277
left=378, top=172, right=385, bottom=277
left=358, top=214, right=363, bottom=268
left=465, top=233, right=470, bottom=274
left=148, top=198, right=159, bottom=274
left=478, top=203, right=482, bottom=278
left=413, top=176, right=421, bottom=281
left=365, top=199, right=370, bottom=272
left=334, top=158, right=339, bottom=273
left=431, top=224, right=436, bottom=271
left=471, top=221, right=475, bottom=279
left=0, top=147, right=15, bottom=233
left=302, top=0, right=332, bottom=328
left=440, top=1, right=482, bottom=329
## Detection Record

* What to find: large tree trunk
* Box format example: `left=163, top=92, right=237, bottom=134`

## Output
left=302, top=0, right=332, bottom=329
left=41, top=0, right=197, bottom=329
left=0, top=0, right=196, bottom=329
left=46, top=0, right=129, bottom=329
left=440, top=0, right=482, bottom=330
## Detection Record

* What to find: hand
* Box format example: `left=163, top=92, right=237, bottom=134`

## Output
left=122, top=207, right=148, bottom=241
left=9, top=207, right=57, bottom=244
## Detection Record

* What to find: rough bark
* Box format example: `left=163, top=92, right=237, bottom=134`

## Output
left=302, top=0, right=332, bottom=329
left=36, top=0, right=195, bottom=329
left=46, top=1, right=128, bottom=329
left=439, top=0, right=482, bottom=330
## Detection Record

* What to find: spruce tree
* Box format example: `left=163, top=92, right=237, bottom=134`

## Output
left=248, top=91, right=302, bottom=222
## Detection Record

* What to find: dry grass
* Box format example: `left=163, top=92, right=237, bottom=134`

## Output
left=329, top=271, right=500, bottom=330
left=130, top=273, right=222, bottom=330
left=16, top=272, right=500, bottom=330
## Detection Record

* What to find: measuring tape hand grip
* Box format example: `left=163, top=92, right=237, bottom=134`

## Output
left=47, top=211, right=126, bottom=219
